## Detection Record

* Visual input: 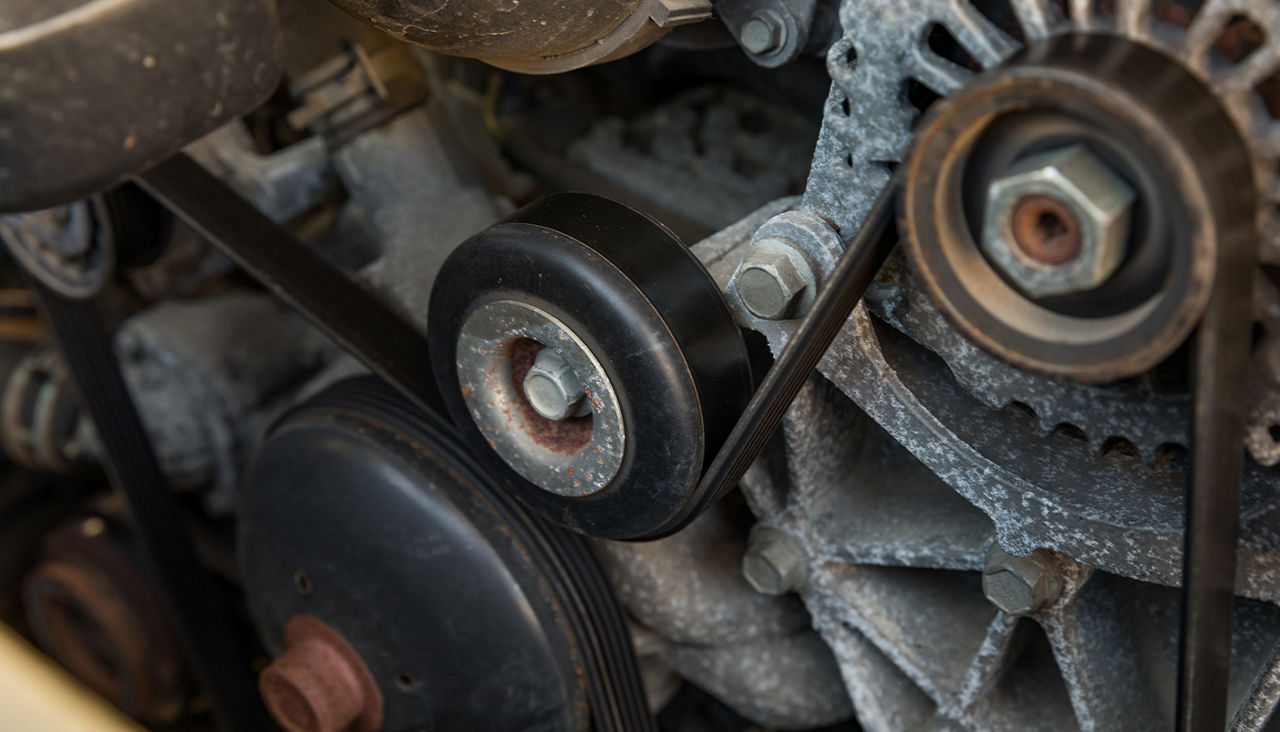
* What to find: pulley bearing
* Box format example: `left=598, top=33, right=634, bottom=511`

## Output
left=900, top=35, right=1255, bottom=382
left=429, top=193, right=752, bottom=540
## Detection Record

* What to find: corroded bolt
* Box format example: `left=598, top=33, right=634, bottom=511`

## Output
left=742, top=526, right=809, bottom=595
left=736, top=237, right=817, bottom=320
left=259, top=617, right=381, bottom=732
left=982, top=544, right=1063, bottom=616
left=523, top=347, right=588, bottom=421
left=982, top=144, right=1135, bottom=298
left=739, top=11, right=786, bottom=55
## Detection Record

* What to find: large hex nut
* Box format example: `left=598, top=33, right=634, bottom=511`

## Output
left=982, top=144, right=1135, bottom=298
left=982, top=545, right=1063, bottom=616
left=735, top=237, right=818, bottom=320
left=742, top=526, right=809, bottom=595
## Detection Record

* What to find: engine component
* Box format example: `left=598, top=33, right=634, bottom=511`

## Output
left=594, top=499, right=855, bottom=728
left=682, top=0, right=1280, bottom=724
left=21, top=516, right=192, bottom=724
left=0, top=186, right=165, bottom=300
left=239, top=376, right=653, bottom=730
left=1, top=294, right=333, bottom=513
left=900, top=35, right=1253, bottom=382
left=800, top=0, right=1280, bottom=462
left=327, top=0, right=712, bottom=74
left=732, top=208, right=843, bottom=321
left=0, top=0, right=280, bottom=213
left=28, top=276, right=269, bottom=729
left=1, top=351, right=93, bottom=478
left=258, top=616, right=382, bottom=732
left=429, top=192, right=752, bottom=540
left=716, top=0, right=841, bottom=67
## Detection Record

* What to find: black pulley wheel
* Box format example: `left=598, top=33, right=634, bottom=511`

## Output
left=429, top=193, right=752, bottom=541
left=240, top=377, right=654, bottom=731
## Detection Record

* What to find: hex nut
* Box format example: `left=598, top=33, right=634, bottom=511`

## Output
left=742, top=526, right=809, bottom=595
left=736, top=237, right=818, bottom=320
left=982, top=144, right=1135, bottom=298
left=982, top=544, right=1063, bottom=616
left=740, top=11, right=785, bottom=55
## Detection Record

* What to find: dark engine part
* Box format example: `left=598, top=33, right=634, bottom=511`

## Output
left=0, top=0, right=280, bottom=213
left=239, top=376, right=654, bottom=731
left=901, top=34, right=1255, bottom=382
left=429, top=192, right=753, bottom=540
left=0, top=185, right=166, bottom=300
left=21, top=515, right=194, bottom=724
left=1, top=293, right=332, bottom=513
left=327, top=0, right=712, bottom=74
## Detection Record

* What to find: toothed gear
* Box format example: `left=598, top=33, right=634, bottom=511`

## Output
left=801, top=0, right=1280, bottom=464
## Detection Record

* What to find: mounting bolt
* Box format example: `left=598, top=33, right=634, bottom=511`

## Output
left=982, top=143, right=1135, bottom=298
left=739, top=11, right=786, bottom=55
left=742, top=526, right=809, bottom=595
left=736, top=237, right=818, bottom=320
left=523, top=347, right=588, bottom=421
left=982, top=544, right=1063, bottom=616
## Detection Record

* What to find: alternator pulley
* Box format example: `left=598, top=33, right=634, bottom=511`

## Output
left=900, top=35, right=1255, bottom=382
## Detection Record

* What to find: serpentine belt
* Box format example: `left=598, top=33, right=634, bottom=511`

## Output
left=20, top=279, right=270, bottom=730
left=133, top=153, right=901, bottom=727
left=37, top=139, right=1243, bottom=730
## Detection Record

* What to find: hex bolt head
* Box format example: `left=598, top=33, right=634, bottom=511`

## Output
left=982, top=143, right=1136, bottom=298
left=523, top=347, right=588, bottom=421
left=736, top=237, right=818, bottom=320
left=742, top=526, right=809, bottom=595
left=982, top=544, right=1063, bottom=616
left=739, top=11, right=786, bottom=55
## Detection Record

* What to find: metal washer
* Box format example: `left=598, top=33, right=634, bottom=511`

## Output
left=456, top=299, right=624, bottom=496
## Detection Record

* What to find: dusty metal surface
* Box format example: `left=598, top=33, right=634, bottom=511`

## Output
left=594, top=501, right=853, bottom=728
left=456, top=300, right=625, bottom=496
left=684, top=0, right=1280, bottom=727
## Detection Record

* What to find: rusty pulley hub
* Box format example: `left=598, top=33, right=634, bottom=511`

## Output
left=900, top=34, right=1255, bottom=382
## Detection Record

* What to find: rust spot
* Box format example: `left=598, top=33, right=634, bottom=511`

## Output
left=259, top=616, right=383, bottom=732
left=1009, top=194, right=1082, bottom=265
left=506, top=338, right=593, bottom=453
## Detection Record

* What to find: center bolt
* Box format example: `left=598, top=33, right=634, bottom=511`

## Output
left=523, top=347, right=590, bottom=421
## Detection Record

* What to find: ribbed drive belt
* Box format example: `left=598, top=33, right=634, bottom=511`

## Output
left=22, top=279, right=269, bottom=730
left=137, top=154, right=901, bottom=530
left=135, top=154, right=446, bottom=417
left=136, top=153, right=902, bottom=729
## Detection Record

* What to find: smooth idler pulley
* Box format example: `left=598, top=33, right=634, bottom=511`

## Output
left=428, top=193, right=752, bottom=540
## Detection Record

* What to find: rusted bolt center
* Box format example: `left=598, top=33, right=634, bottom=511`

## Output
left=1010, top=194, right=1082, bottom=265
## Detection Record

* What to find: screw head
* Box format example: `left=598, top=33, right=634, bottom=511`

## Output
left=982, top=144, right=1135, bottom=298
left=739, top=11, right=785, bottom=55
left=523, top=347, right=588, bottom=421
left=982, top=545, right=1062, bottom=616
left=736, top=237, right=816, bottom=320
left=742, top=526, right=809, bottom=595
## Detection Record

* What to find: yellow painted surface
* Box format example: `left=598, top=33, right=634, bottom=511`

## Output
left=0, top=624, right=141, bottom=731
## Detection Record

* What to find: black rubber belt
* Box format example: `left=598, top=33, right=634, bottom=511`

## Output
left=23, top=279, right=268, bottom=730
left=1176, top=224, right=1255, bottom=727
left=134, top=153, right=445, bottom=416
